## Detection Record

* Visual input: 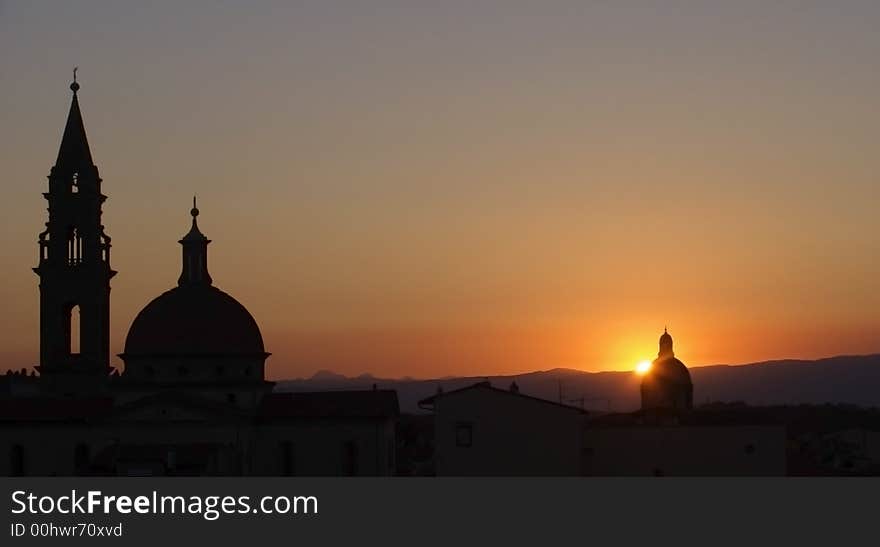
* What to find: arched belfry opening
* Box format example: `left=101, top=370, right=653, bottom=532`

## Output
left=65, top=303, right=81, bottom=355
left=67, top=226, right=83, bottom=266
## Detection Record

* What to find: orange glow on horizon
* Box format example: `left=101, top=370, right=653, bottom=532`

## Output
left=3, top=6, right=880, bottom=380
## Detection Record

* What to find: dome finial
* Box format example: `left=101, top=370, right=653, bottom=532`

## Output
left=181, top=195, right=207, bottom=242
left=70, top=66, right=80, bottom=93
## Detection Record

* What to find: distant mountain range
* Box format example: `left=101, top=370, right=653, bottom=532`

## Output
left=275, top=354, right=880, bottom=414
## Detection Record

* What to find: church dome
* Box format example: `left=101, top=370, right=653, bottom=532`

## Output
left=650, top=355, right=691, bottom=385
left=641, top=328, right=693, bottom=411
left=123, top=284, right=265, bottom=357
left=122, top=200, right=266, bottom=358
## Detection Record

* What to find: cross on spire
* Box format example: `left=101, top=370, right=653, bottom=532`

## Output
left=70, top=67, right=80, bottom=93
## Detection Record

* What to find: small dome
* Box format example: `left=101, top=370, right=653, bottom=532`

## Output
left=642, top=328, right=693, bottom=411
left=650, top=356, right=692, bottom=385
left=123, top=285, right=265, bottom=357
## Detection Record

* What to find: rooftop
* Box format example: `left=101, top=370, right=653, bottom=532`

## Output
left=418, top=381, right=587, bottom=414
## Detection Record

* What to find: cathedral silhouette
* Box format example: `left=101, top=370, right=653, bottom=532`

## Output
left=0, top=78, right=399, bottom=476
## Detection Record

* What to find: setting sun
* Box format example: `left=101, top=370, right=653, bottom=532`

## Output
left=635, top=360, right=652, bottom=375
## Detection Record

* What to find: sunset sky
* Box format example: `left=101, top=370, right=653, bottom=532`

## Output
left=2, top=1, right=879, bottom=379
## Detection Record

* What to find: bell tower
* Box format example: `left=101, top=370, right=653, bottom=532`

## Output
left=34, top=74, right=116, bottom=391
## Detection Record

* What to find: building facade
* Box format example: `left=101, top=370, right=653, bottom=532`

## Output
left=419, top=382, right=587, bottom=476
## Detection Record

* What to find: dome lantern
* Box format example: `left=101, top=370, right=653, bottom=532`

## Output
left=659, top=327, right=674, bottom=358
left=178, top=196, right=213, bottom=287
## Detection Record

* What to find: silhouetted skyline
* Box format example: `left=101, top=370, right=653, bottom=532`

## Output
left=2, top=2, right=879, bottom=378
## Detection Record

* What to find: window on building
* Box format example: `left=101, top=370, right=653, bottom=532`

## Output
left=279, top=441, right=295, bottom=476
left=455, top=422, right=473, bottom=448
left=342, top=441, right=358, bottom=476
left=744, top=443, right=756, bottom=455
left=10, top=445, right=25, bottom=476
left=226, top=393, right=237, bottom=404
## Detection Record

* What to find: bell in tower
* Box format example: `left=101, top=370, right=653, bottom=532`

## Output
left=34, top=73, right=116, bottom=394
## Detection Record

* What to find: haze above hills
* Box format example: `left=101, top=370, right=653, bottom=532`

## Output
left=276, top=354, right=880, bottom=414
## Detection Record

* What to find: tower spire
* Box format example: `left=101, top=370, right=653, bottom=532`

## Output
left=55, top=72, right=93, bottom=170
